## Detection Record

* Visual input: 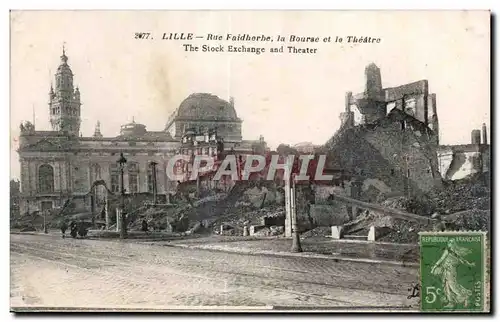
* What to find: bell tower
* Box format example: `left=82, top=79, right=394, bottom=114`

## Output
left=49, top=44, right=81, bottom=136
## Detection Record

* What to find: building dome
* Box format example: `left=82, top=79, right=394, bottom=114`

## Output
left=120, top=120, right=147, bottom=137
left=176, top=93, right=238, bottom=120
left=56, top=49, right=73, bottom=75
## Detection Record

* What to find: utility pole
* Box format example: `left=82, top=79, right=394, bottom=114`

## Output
left=117, top=152, right=128, bottom=239
left=150, top=161, right=158, bottom=205
left=290, top=174, right=302, bottom=253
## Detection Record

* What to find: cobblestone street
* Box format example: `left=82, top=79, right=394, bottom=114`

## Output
left=10, top=234, right=419, bottom=311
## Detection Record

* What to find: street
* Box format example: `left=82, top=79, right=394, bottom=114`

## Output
left=10, top=234, right=419, bottom=311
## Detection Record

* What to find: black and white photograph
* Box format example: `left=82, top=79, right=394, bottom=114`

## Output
left=8, top=10, right=491, bottom=313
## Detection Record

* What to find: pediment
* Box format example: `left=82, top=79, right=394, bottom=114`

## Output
left=27, top=138, right=68, bottom=150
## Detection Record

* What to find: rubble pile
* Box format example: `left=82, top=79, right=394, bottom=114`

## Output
left=442, top=209, right=490, bottom=232
left=337, top=172, right=491, bottom=244
left=300, top=226, right=331, bottom=239
left=381, top=196, right=434, bottom=216
left=212, top=205, right=285, bottom=229
left=378, top=174, right=490, bottom=243
left=377, top=218, right=433, bottom=244
left=428, top=175, right=490, bottom=213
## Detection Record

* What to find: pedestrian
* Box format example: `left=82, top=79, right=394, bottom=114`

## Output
left=70, top=221, right=78, bottom=238
left=141, top=219, right=148, bottom=232
left=60, top=220, right=68, bottom=239
left=78, top=219, right=88, bottom=238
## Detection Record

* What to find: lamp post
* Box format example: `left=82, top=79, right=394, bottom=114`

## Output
left=117, top=152, right=128, bottom=239
left=150, top=161, right=158, bottom=205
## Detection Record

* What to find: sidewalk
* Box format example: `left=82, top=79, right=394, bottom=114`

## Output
left=11, top=230, right=419, bottom=267
left=159, top=236, right=420, bottom=267
left=10, top=229, right=198, bottom=242
left=10, top=229, right=60, bottom=237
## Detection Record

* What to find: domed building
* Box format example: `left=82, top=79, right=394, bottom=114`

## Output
left=17, top=48, right=266, bottom=219
left=165, top=93, right=242, bottom=142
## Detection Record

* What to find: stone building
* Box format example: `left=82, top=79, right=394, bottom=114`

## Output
left=323, top=63, right=442, bottom=199
left=17, top=49, right=264, bottom=215
left=437, top=124, right=490, bottom=181
left=341, top=63, right=439, bottom=139
left=292, top=142, right=319, bottom=154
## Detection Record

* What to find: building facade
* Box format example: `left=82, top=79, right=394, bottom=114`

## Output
left=17, top=49, right=265, bottom=215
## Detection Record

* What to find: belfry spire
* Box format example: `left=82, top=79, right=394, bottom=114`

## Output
left=61, top=42, right=68, bottom=64
left=49, top=43, right=81, bottom=136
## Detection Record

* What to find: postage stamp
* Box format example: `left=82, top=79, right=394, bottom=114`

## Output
left=419, top=231, right=487, bottom=312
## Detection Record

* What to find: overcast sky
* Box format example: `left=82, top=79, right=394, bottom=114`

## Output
left=10, top=10, right=490, bottom=179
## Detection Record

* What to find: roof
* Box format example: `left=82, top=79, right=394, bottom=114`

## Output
left=175, top=93, right=239, bottom=121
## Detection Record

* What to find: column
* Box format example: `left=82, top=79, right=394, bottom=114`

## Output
left=123, top=169, right=129, bottom=194
left=116, top=208, right=122, bottom=232
left=139, top=161, right=148, bottom=192
left=29, top=161, right=37, bottom=193
left=105, top=195, right=110, bottom=230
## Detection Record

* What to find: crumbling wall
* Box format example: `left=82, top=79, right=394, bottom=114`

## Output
left=438, top=145, right=490, bottom=181
left=445, top=151, right=482, bottom=181
left=325, top=115, right=441, bottom=198
left=363, top=121, right=441, bottom=193
left=384, top=80, right=429, bottom=126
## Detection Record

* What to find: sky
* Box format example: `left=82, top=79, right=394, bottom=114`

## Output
left=9, top=10, right=490, bottom=180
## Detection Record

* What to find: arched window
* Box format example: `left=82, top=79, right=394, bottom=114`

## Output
left=38, top=164, right=54, bottom=193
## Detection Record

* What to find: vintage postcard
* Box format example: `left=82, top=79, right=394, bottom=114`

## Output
left=9, top=10, right=491, bottom=313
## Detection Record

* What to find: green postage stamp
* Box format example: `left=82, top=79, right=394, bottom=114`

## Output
left=419, top=231, right=488, bottom=312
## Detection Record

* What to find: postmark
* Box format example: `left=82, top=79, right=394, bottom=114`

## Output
left=419, top=231, right=487, bottom=312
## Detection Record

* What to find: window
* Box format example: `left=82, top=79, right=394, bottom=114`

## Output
left=110, top=174, right=119, bottom=193
left=147, top=168, right=154, bottom=193
left=129, top=174, right=138, bottom=193
left=404, top=98, right=417, bottom=117
left=38, top=164, right=54, bottom=193
left=386, top=102, right=396, bottom=114
left=92, top=164, right=101, bottom=179
left=128, top=163, right=139, bottom=193
left=110, top=164, right=119, bottom=193
left=350, top=104, right=363, bottom=125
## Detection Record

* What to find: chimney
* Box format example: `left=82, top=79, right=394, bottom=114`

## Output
left=345, top=91, right=353, bottom=111
left=482, top=123, right=488, bottom=145
left=364, top=63, right=382, bottom=96
left=471, top=129, right=481, bottom=145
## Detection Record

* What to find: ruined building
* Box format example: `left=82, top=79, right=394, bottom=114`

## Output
left=17, top=48, right=264, bottom=215
left=437, top=124, right=490, bottom=181
left=323, top=63, right=442, bottom=200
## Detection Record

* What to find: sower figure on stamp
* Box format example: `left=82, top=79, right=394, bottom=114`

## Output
left=430, top=239, right=475, bottom=308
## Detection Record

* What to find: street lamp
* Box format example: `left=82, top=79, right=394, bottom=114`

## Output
left=117, top=152, right=128, bottom=239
